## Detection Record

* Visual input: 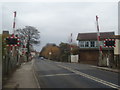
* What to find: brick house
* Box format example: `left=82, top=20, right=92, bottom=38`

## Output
left=77, top=32, right=115, bottom=65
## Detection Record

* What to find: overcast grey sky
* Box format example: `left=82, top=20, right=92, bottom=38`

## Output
left=0, top=2, right=118, bottom=51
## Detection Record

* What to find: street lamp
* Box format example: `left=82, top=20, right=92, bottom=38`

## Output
left=49, top=52, right=52, bottom=60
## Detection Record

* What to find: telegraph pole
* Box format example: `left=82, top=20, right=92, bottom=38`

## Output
left=96, top=15, right=103, bottom=66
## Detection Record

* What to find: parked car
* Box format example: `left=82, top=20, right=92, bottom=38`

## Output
left=40, top=57, right=44, bottom=60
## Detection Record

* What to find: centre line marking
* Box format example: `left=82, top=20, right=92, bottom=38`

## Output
left=58, top=65, right=120, bottom=89
left=39, top=73, right=75, bottom=77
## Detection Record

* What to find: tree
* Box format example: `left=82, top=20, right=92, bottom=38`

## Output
left=70, top=44, right=80, bottom=55
left=59, top=42, right=79, bottom=62
left=40, top=44, right=61, bottom=61
left=16, top=26, right=40, bottom=61
left=59, top=42, right=71, bottom=62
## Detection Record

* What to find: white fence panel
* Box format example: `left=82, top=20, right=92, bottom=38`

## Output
left=71, top=55, right=79, bottom=63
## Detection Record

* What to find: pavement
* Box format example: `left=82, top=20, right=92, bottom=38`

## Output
left=3, top=60, right=40, bottom=88
left=0, top=35, right=2, bottom=90
left=91, top=66, right=119, bottom=73
left=0, top=64, right=2, bottom=90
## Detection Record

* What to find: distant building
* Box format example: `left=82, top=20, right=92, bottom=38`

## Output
left=77, top=32, right=115, bottom=65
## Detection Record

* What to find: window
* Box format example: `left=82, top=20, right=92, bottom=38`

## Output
left=90, top=41, right=95, bottom=47
left=80, top=41, right=84, bottom=47
left=85, top=41, right=89, bottom=47
left=95, top=41, right=98, bottom=47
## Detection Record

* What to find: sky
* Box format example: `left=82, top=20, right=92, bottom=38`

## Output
left=0, top=0, right=119, bottom=51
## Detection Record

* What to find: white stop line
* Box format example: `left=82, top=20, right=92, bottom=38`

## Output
left=58, top=65, right=120, bottom=89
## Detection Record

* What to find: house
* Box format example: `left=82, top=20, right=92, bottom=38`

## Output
left=77, top=32, right=115, bottom=65
left=113, top=35, right=120, bottom=68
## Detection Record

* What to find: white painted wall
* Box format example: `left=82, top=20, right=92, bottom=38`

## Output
left=114, top=39, right=120, bottom=55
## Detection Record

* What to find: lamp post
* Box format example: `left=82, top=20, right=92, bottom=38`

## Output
left=49, top=52, right=52, bottom=60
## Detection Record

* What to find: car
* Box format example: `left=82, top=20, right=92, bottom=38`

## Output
left=40, top=57, right=44, bottom=60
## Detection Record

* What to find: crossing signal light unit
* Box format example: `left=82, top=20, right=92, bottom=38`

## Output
left=104, top=39, right=115, bottom=47
left=6, top=36, right=20, bottom=47
left=6, top=38, right=18, bottom=45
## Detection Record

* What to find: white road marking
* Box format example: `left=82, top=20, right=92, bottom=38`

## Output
left=58, top=65, right=120, bottom=89
left=39, top=73, right=75, bottom=77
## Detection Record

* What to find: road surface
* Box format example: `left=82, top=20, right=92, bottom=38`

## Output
left=34, top=57, right=119, bottom=89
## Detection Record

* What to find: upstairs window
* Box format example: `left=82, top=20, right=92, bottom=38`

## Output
left=80, top=41, right=84, bottom=47
left=90, top=41, right=95, bottom=47
left=85, top=41, right=89, bottom=47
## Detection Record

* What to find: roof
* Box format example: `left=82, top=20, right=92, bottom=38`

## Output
left=77, top=32, right=115, bottom=41
left=112, top=35, right=120, bottom=39
left=2, top=31, right=9, bottom=34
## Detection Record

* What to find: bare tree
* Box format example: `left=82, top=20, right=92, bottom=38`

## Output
left=16, top=26, right=40, bottom=61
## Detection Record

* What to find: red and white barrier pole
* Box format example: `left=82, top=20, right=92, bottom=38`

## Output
left=70, top=33, right=73, bottom=50
left=96, top=15, right=103, bottom=66
left=11, top=11, right=17, bottom=53
left=69, top=33, right=73, bottom=62
left=13, top=11, right=17, bottom=35
left=96, top=15, right=102, bottom=54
